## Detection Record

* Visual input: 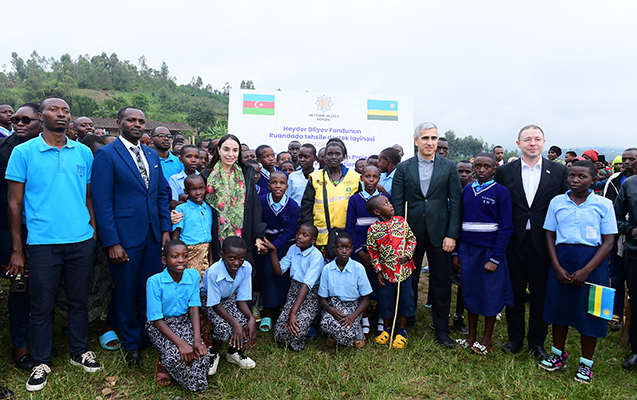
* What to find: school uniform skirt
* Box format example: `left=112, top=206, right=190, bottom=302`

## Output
left=459, top=241, right=514, bottom=317
left=200, top=293, right=249, bottom=342
left=543, top=244, right=608, bottom=338
left=320, top=297, right=363, bottom=346
left=274, top=279, right=320, bottom=351
left=146, top=314, right=210, bottom=392
left=261, top=242, right=293, bottom=308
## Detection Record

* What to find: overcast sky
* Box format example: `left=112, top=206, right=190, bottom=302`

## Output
left=2, top=0, right=635, bottom=149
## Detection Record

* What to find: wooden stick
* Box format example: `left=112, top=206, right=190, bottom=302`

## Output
left=389, top=202, right=408, bottom=349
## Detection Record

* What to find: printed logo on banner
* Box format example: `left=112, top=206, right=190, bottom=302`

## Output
left=367, top=99, right=398, bottom=121
left=315, top=95, right=333, bottom=113
left=243, top=94, right=275, bottom=115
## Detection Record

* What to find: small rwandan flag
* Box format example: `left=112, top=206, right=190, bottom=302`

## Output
left=367, top=99, right=398, bottom=121
left=243, top=94, right=275, bottom=115
left=587, top=283, right=615, bottom=321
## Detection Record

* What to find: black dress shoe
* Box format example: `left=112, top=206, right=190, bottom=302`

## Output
left=435, top=330, right=454, bottom=348
left=125, top=349, right=142, bottom=368
left=622, top=354, right=637, bottom=369
left=14, top=352, right=34, bottom=370
left=0, top=385, right=13, bottom=400
left=530, top=344, right=549, bottom=360
left=502, top=341, right=523, bottom=354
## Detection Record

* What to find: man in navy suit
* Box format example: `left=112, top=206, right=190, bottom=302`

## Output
left=391, top=122, right=462, bottom=348
left=494, top=125, right=568, bottom=359
left=91, top=107, right=171, bottom=367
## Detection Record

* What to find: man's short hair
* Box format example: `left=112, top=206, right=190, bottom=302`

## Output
left=39, top=96, right=65, bottom=112
left=493, top=145, right=503, bottom=151
left=301, top=143, right=317, bottom=155
left=414, top=122, right=438, bottom=138
left=517, top=124, right=544, bottom=140
left=379, top=147, right=400, bottom=165
left=117, top=106, right=143, bottom=120
left=566, top=151, right=577, bottom=157
left=17, top=102, right=40, bottom=114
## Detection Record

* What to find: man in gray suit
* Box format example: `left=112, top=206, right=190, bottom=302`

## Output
left=391, top=122, right=462, bottom=347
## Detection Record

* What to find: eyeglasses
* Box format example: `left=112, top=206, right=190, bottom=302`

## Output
left=10, top=116, right=39, bottom=125
left=152, top=134, right=171, bottom=139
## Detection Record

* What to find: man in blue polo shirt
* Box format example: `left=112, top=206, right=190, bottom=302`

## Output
left=151, top=126, right=183, bottom=182
left=6, top=96, right=100, bottom=392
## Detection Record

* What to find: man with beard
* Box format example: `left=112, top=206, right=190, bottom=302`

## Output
left=151, top=126, right=183, bottom=182
left=6, top=97, right=99, bottom=391
left=91, top=107, right=171, bottom=368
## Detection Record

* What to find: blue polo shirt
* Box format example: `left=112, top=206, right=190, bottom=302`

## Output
left=286, top=169, right=314, bottom=206
left=172, top=200, right=213, bottom=245
left=146, top=268, right=201, bottom=321
left=279, top=245, right=324, bottom=288
left=168, top=170, right=200, bottom=201
left=544, top=190, right=617, bottom=247
left=318, top=258, right=373, bottom=301
left=160, top=152, right=184, bottom=182
left=201, top=258, right=252, bottom=306
left=5, top=133, right=94, bottom=245
left=379, top=169, right=395, bottom=196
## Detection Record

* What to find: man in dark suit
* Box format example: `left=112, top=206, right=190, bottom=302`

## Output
left=91, top=107, right=171, bottom=367
left=494, top=125, right=568, bottom=359
left=392, top=122, right=462, bottom=347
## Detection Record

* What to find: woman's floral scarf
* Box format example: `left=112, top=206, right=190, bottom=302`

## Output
left=205, top=161, right=246, bottom=243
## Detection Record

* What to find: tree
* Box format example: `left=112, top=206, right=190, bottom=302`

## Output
left=185, top=99, right=217, bottom=133
left=240, top=80, right=255, bottom=90
left=131, top=93, right=150, bottom=111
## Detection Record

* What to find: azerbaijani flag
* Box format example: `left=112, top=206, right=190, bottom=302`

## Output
left=367, top=99, right=398, bottom=121
left=587, top=283, right=615, bottom=321
left=243, top=94, right=275, bottom=115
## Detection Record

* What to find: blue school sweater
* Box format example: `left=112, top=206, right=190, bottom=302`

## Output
left=345, top=192, right=390, bottom=254
left=460, top=182, right=513, bottom=264
left=257, top=170, right=271, bottom=195
left=260, top=193, right=300, bottom=250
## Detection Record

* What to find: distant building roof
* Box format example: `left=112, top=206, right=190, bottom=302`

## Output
left=81, top=117, right=193, bottom=133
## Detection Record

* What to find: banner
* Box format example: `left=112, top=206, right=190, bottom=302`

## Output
left=228, top=89, right=414, bottom=168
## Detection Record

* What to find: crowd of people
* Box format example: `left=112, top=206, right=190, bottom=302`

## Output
left=0, top=97, right=635, bottom=396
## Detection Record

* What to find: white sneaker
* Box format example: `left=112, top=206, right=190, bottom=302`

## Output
left=226, top=350, right=256, bottom=369
left=26, top=364, right=51, bottom=392
left=70, top=351, right=101, bottom=373
left=208, top=353, right=220, bottom=375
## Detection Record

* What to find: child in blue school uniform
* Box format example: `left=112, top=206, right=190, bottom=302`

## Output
left=345, top=164, right=388, bottom=334
left=168, top=145, right=200, bottom=209
left=200, top=236, right=258, bottom=375
left=256, top=145, right=276, bottom=195
left=255, top=171, right=299, bottom=332
left=319, top=232, right=372, bottom=348
left=172, top=175, right=213, bottom=280
left=539, top=160, right=617, bottom=383
left=263, top=224, right=325, bottom=351
left=452, top=153, right=513, bottom=355
left=146, top=240, right=210, bottom=392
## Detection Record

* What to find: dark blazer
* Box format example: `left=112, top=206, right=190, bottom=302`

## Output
left=201, top=164, right=266, bottom=260
left=391, top=154, right=462, bottom=247
left=494, top=157, right=569, bottom=258
left=91, top=139, right=172, bottom=249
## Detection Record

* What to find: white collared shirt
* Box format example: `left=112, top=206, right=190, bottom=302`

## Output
left=521, top=158, right=542, bottom=229
left=119, top=135, right=149, bottom=174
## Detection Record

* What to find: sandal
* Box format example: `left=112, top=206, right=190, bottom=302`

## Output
left=99, top=330, right=121, bottom=351
left=354, top=339, right=365, bottom=349
left=455, top=339, right=470, bottom=349
left=391, top=334, right=407, bottom=349
left=259, top=317, right=272, bottom=333
left=362, top=319, right=370, bottom=335
left=375, top=331, right=390, bottom=345
left=155, top=359, right=172, bottom=387
left=471, top=342, right=491, bottom=355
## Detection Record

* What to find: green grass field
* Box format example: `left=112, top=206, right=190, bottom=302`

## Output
left=1, top=279, right=637, bottom=399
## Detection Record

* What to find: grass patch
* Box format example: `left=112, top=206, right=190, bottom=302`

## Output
left=1, top=278, right=636, bottom=399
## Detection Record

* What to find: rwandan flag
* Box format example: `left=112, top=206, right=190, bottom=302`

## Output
left=587, top=283, right=615, bottom=321
left=243, top=94, right=275, bottom=115
left=367, top=99, right=398, bottom=121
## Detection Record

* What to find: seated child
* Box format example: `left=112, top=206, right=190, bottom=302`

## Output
left=256, top=172, right=299, bottom=332
left=452, top=154, right=513, bottom=355
left=346, top=164, right=388, bottom=334
left=263, top=224, right=324, bottom=351
left=146, top=240, right=210, bottom=392
left=539, top=160, right=617, bottom=383
left=318, top=232, right=372, bottom=348
left=366, top=195, right=416, bottom=349
left=200, top=236, right=257, bottom=374
left=169, top=145, right=200, bottom=209
left=172, top=175, right=213, bottom=280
